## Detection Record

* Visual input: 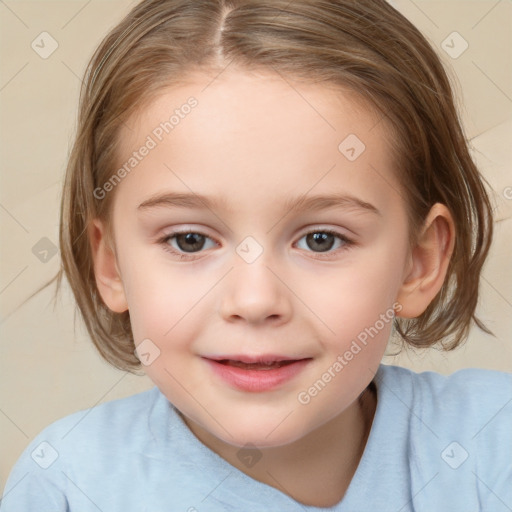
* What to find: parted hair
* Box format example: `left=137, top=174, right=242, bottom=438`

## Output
left=42, top=0, right=493, bottom=371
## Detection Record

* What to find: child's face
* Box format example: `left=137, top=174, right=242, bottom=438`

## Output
left=101, top=69, right=412, bottom=448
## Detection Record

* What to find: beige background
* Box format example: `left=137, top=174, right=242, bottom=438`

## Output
left=0, top=0, right=511, bottom=493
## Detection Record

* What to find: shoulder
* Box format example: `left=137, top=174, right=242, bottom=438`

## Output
left=375, top=364, right=512, bottom=509
left=1, top=386, right=163, bottom=508
left=378, top=363, right=512, bottom=419
left=377, top=363, right=512, bottom=438
left=32, top=385, right=161, bottom=447
left=379, top=362, right=512, bottom=398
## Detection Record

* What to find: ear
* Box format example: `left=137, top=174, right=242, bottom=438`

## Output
left=88, top=218, right=129, bottom=313
left=396, top=203, right=455, bottom=318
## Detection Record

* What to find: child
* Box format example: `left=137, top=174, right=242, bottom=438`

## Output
left=2, top=0, right=511, bottom=510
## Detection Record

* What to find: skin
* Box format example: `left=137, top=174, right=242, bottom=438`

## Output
left=89, top=69, right=455, bottom=507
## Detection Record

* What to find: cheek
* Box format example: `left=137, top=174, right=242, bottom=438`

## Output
left=291, top=253, right=402, bottom=429
left=306, top=244, right=406, bottom=348
left=119, top=251, right=211, bottom=344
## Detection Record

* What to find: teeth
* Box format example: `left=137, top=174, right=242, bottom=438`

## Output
left=222, top=360, right=292, bottom=370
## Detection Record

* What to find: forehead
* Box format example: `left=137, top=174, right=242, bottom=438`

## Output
left=112, top=69, right=401, bottom=216
left=119, top=68, right=385, bottom=160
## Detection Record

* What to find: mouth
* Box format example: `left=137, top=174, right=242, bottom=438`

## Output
left=218, top=359, right=297, bottom=370
left=205, top=355, right=309, bottom=370
left=203, top=355, right=312, bottom=392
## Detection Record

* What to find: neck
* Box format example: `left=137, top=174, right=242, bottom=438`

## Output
left=183, top=382, right=377, bottom=507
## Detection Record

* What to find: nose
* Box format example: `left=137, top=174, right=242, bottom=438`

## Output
left=219, top=258, right=293, bottom=326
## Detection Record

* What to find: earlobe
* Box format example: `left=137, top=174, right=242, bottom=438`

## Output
left=396, top=203, right=455, bottom=319
left=89, top=218, right=129, bottom=313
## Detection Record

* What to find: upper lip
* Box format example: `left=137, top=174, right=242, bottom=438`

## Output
left=204, top=354, right=309, bottom=364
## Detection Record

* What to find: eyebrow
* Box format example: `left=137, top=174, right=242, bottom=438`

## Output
left=137, top=191, right=381, bottom=216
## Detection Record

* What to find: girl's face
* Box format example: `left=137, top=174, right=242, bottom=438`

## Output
left=101, top=69, right=412, bottom=448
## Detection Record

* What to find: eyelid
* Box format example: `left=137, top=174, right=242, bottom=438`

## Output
left=293, top=227, right=354, bottom=258
left=296, top=225, right=352, bottom=239
left=162, top=228, right=219, bottom=248
left=157, top=225, right=355, bottom=261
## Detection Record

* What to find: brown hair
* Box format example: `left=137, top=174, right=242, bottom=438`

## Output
left=39, top=0, right=493, bottom=372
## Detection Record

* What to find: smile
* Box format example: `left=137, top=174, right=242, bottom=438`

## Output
left=217, top=359, right=297, bottom=370
left=203, top=355, right=312, bottom=392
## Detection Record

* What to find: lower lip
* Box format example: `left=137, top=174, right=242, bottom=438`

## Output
left=204, top=358, right=311, bottom=392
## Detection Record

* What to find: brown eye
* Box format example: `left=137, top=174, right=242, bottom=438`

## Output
left=159, top=230, right=218, bottom=260
left=305, top=232, right=336, bottom=252
left=296, top=230, right=352, bottom=255
left=174, top=232, right=207, bottom=252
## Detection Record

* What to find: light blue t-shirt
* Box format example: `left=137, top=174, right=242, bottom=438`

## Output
left=1, top=364, right=511, bottom=511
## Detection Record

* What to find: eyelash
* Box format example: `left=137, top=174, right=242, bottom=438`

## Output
left=157, top=228, right=355, bottom=261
